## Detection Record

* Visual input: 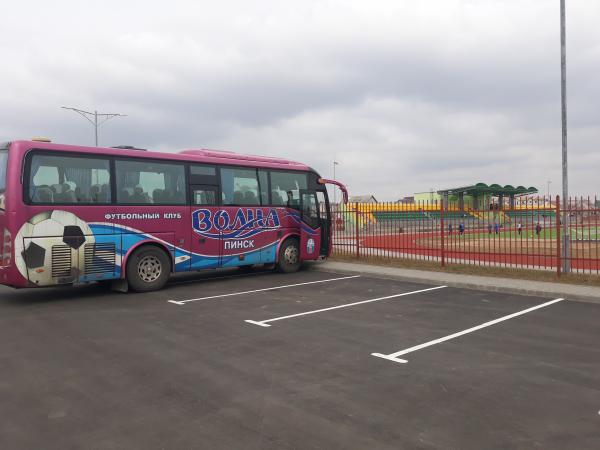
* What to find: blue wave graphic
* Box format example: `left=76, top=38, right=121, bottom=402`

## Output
left=89, top=223, right=279, bottom=274
left=283, top=212, right=319, bottom=236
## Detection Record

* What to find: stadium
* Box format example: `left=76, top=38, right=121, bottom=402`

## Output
left=333, top=183, right=599, bottom=272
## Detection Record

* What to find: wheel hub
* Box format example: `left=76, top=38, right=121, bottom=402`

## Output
left=284, top=246, right=299, bottom=265
left=138, top=255, right=162, bottom=283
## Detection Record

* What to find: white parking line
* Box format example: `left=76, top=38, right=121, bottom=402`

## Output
left=244, top=285, right=447, bottom=327
left=372, top=297, right=565, bottom=364
left=167, top=275, right=361, bottom=305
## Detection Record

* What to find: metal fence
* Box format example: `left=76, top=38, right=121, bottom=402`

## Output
left=331, top=196, right=600, bottom=275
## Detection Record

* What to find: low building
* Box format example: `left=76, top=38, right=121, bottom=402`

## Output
left=349, top=195, right=378, bottom=203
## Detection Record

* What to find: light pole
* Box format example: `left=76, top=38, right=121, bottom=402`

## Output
left=61, top=107, right=127, bottom=147
left=547, top=180, right=552, bottom=200
left=333, top=160, right=339, bottom=204
left=560, top=0, right=570, bottom=272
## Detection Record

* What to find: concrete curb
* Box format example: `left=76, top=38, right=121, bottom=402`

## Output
left=306, top=261, right=600, bottom=305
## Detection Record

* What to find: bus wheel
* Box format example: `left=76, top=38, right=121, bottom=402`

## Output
left=277, top=238, right=301, bottom=273
left=126, top=246, right=171, bottom=292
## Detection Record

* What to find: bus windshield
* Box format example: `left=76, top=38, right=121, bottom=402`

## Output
left=0, top=150, right=7, bottom=193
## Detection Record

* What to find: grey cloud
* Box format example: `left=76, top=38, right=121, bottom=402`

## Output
left=1, top=0, right=599, bottom=199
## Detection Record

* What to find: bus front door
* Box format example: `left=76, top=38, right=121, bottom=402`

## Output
left=316, top=190, right=330, bottom=256
left=299, top=190, right=322, bottom=260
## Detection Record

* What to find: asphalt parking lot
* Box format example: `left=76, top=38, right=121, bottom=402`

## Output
left=1, top=267, right=599, bottom=449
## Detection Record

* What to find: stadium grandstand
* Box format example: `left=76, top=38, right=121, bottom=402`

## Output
left=335, top=182, right=549, bottom=231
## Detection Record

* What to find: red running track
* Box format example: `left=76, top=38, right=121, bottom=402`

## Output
left=357, top=232, right=600, bottom=272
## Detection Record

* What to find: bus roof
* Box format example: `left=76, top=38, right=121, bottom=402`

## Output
left=8, top=140, right=311, bottom=171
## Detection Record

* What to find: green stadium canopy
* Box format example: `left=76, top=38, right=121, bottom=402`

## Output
left=437, top=183, right=537, bottom=197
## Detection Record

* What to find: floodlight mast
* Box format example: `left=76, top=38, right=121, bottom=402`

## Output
left=560, top=0, right=570, bottom=273
left=61, top=106, right=127, bottom=147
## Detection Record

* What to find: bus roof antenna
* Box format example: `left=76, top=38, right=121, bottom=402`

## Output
left=61, top=106, right=127, bottom=147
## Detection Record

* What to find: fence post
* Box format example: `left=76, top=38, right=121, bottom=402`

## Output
left=556, top=195, right=561, bottom=277
left=440, top=200, right=446, bottom=267
left=355, top=203, right=360, bottom=259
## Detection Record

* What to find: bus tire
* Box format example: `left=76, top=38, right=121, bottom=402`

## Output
left=277, top=238, right=301, bottom=273
left=126, top=246, right=171, bottom=292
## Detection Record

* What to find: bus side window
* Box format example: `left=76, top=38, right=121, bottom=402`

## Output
left=220, top=167, right=260, bottom=206
left=270, top=171, right=307, bottom=209
left=27, top=153, right=111, bottom=204
left=258, top=170, right=269, bottom=205
left=192, top=187, right=218, bottom=205
left=115, top=160, right=186, bottom=205
left=31, top=165, right=59, bottom=203
left=190, top=165, right=218, bottom=184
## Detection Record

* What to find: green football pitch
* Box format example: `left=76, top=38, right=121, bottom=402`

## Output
left=464, top=226, right=600, bottom=240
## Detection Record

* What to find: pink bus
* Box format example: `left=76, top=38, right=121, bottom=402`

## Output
left=0, top=139, right=347, bottom=292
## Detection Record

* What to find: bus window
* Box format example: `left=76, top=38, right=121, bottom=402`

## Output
left=116, top=160, right=186, bottom=205
left=270, top=171, right=307, bottom=208
left=190, top=165, right=216, bottom=177
left=0, top=150, right=7, bottom=193
left=220, top=167, right=260, bottom=206
left=316, top=191, right=328, bottom=217
left=190, top=165, right=218, bottom=185
left=27, top=154, right=111, bottom=204
left=0, top=149, right=6, bottom=210
left=301, top=191, right=319, bottom=228
left=32, top=166, right=59, bottom=193
left=258, top=170, right=269, bottom=205
left=192, top=186, right=218, bottom=205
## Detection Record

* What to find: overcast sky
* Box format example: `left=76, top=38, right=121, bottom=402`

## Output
left=1, top=0, right=598, bottom=200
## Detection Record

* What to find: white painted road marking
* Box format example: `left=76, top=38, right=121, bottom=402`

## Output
left=372, top=297, right=565, bottom=364
left=167, top=275, right=361, bottom=305
left=245, top=285, right=447, bottom=327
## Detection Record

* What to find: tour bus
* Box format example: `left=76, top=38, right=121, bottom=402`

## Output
left=0, top=139, right=347, bottom=292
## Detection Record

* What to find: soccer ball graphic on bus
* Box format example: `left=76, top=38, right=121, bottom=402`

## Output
left=14, top=211, right=95, bottom=286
